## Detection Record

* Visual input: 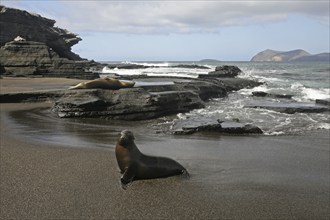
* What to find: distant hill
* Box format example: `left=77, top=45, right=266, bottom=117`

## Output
left=251, top=49, right=329, bottom=62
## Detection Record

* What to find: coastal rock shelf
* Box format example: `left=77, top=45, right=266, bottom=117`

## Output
left=0, top=75, right=263, bottom=121
left=51, top=77, right=239, bottom=120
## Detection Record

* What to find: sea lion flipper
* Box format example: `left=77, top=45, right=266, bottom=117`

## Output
left=120, top=163, right=137, bottom=189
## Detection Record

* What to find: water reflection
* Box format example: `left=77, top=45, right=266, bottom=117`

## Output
left=7, top=107, right=155, bottom=149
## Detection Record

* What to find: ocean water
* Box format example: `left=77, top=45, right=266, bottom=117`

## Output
left=102, top=61, right=330, bottom=135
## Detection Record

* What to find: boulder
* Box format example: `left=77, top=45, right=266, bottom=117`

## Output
left=170, top=117, right=263, bottom=135
left=52, top=88, right=204, bottom=120
left=199, top=65, right=242, bottom=78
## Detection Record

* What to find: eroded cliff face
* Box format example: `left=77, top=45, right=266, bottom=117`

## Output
left=0, top=5, right=82, bottom=60
left=0, top=6, right=99, bottom=79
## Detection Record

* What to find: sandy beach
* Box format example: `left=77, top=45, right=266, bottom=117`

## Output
left=1, top=78, right=329, bottom=219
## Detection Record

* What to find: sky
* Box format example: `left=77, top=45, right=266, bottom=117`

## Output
left=2, top=0, right=330, bottom=61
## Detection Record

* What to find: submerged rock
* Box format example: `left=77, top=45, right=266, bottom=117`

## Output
left=170, top=117, right=263, bottom=135
left=316, top=99, right=330, bottom=106
left=252, top=91, right=293, bottom=99
left=215, top=78, right=263, bottom=92
left=245, top=101, right=330, bottom=114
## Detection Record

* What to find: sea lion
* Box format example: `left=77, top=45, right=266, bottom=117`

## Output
left=69, top=77, right=135, bottom=90
left=115, top=130, right=189, bottom=189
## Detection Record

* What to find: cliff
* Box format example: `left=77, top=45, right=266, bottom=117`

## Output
left=251, top=49, right=329, bottom=62
left=0, top=5, right=99, bottom=79
left=0, top=5, right=82, bottom=60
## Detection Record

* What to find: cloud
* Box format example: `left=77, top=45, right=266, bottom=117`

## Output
left=3, top=0, right=329, bottom=34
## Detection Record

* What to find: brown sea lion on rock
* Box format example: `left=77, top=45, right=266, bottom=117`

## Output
left=69, top=77, right=135, bottom=90
left=115, top=130, right=190, bottom=189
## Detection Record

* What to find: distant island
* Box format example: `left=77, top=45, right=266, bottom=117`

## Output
left=199, top=59, right=221, bottom=62
left=251, top=49, right=330, bottom=62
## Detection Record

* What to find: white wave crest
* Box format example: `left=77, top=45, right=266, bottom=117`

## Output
left=302, top=88, right=330, bottom=101
left=123, top=61, right=169, bottom=67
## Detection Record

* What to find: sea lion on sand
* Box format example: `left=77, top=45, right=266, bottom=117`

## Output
left=115, top=130, right=190, bottom=189
left=68, top=77, right=135, bottom=90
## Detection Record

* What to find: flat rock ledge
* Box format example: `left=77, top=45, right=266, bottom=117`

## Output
left=0, top=76, right=262, bottom=120
left=170, top=117, right=263, bottom=135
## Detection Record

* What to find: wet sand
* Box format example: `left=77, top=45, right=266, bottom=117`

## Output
left=1, top=78, right=329, bottom=219
left=0, top=77, right=84, bottom=93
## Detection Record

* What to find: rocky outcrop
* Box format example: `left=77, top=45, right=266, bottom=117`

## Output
left=0, top=6, right=82, bottom=60
left=0, top=40, right=99, bottom=79
left=251, top=49, right=329, bottom=62
left=52, top=88, right=204, bottom=120
left=51, top=75, right=264, bottom=120
left=0, top=6, right=99, bottom=79
left=198, top=65, right=242, bottom=78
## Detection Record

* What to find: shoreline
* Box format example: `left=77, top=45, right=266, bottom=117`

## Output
left=1, top=102, right=329, bottom=219
left=1, top=77, right=329, bottom=219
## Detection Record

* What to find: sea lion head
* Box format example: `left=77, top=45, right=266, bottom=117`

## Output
left=118, top=130, right=135, bottom=147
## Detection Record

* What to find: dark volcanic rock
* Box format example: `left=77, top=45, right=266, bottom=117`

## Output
left=171, top=64, right=210, bottom=69
left=0, top=90, right=65, bottom=103
left=215, top=78, right=263, bottom=92
left=0, top=6, right=99, bottom=79
left=0, top=40, right=98, bottom=79
left=170, top=117, right=263, bottom=135
left=0, top=6, right=82, bottom=60
left=252, top=91, right=293, bottom=99
left=107, top=63, right=147, bottom=69
left=199, top=65, right=242, bottom=78
left=52, top=88, right=204, bottom=120
left=316, top=99, right=330, bottom=106
left=245, top=101, right=330, bottom=114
